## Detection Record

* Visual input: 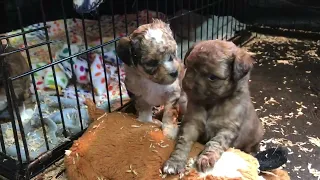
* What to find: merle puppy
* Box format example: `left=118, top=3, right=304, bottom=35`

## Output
left=116, top=19, right=187, bottom=139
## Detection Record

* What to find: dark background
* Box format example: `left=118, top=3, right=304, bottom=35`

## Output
left=1, top=0, right=320, bottom=34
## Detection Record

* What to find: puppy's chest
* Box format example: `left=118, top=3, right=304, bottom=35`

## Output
left=205, top=107, right=241, bottom=127
left=126, top=76, right=179, bottom=106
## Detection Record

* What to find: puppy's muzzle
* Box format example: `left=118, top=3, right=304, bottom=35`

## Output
left=169, top=71, right=178, bottom=78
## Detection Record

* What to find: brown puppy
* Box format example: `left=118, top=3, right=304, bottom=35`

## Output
left=163, top=40, right=264, bottom=174
left=0, top=44, right=30, bottom=104
left=116, top=19, right=187, bottom=139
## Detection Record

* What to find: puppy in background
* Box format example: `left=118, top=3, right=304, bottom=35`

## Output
left=0, top=43, right=31, bottom=123
left=116, top=19, right=187, bottom=139
left=163, top=40, right=264, bottom=174
left=0, top=44, right=30, bottom=105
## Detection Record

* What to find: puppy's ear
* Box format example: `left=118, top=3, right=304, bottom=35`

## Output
left=183, top=42, right=198, bottom=65
left=233, top=48, right=255, bottom=81
left=116, top=37, right=133, bottom=66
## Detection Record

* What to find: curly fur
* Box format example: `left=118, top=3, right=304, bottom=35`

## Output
left=163, top=40, right=264, bottom=174
left=116, top=19, right=187, bottom=139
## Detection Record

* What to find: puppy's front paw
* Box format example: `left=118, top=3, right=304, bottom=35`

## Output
left=152, top=118, right=163, bottom=126
left=197, top=150, right=220, bottom=172
left=163, top=158, right=186, bottom=175
left=162, top=123, right=179, bottom=140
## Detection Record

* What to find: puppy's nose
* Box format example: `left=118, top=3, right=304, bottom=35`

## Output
left=169, top=71, right=178, bottom=78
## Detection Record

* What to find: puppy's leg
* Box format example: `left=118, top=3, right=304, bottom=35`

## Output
left=178, top=91, right=187, bottom=118
left=135, top=97, right=162, bottom=125
left=197, top=128, right=238, bottom=172
left=162, top=91, right=187, bottom=139
left=163, top=122, right=201, bottom=174
left=135, top=97, right=153, bottom=123
left=163, top=103, right=206, bottom=175
left=162, top=99, right=180, bottom=139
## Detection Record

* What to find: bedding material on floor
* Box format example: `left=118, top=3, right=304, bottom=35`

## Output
left=244, top=35, right=320, bottom=180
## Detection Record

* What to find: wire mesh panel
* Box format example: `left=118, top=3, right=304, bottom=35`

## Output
left=0, top=0, right=248, bottom=179
left=241, top=0, right=320, bottom=40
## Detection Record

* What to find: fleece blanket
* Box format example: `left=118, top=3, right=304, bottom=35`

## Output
left=5, top=10, right=169, bottom=107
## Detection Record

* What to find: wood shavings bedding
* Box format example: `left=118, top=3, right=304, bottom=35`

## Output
left=32, top=159, right=66, bottom=180
left=244, top=34, right=320, bottom=179
left=308, top=137, right=320, bottom=148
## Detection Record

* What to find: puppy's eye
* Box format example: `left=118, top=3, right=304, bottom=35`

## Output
left=208, top=74, right=218, bottom=81
left=145, top=60, right=158, bottom=67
